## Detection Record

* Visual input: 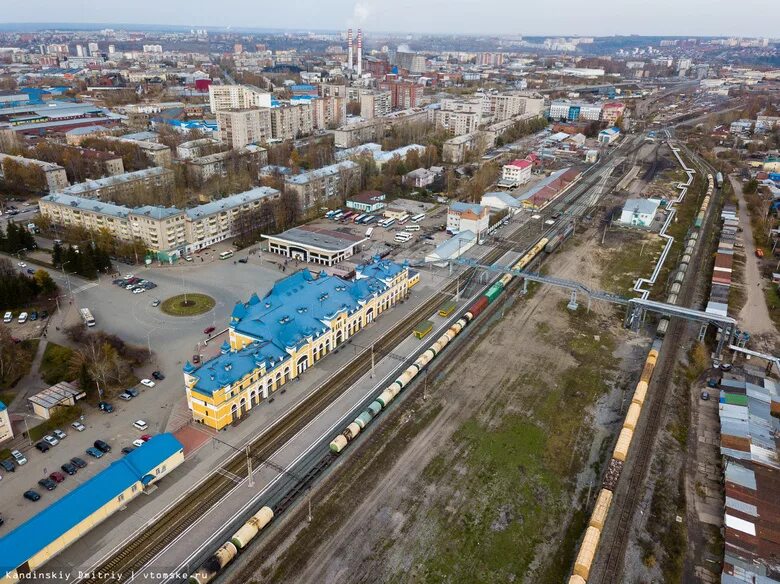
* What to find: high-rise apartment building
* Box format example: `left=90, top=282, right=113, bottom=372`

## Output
left=270, top=102, right=313, bottom=141
left=217, top=108, right=272, bottom=148
left=359, top=91, right=392, bottom=119
left=208, top=84, right=272, bottom=114
left=379, top=81, right=420, bottom=110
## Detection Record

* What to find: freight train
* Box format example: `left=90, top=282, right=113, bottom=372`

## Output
left=329, top=235, right=550, bottom=454
left=694, top=174, right=714, bottom=229
left=568, top=339, right=662, bottom=583
left=188, top=234, right=560, bottom=584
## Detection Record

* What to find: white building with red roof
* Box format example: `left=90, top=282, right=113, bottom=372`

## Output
left=500, top=158, right=532, bottom=187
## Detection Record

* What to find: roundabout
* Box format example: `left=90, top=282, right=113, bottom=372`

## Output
left=160, top=293, right=216, bottom=317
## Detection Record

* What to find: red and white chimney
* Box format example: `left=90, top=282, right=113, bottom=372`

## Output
left=347, top=29, right=353, bottom=72
left=357, top=29, right=363, bottom=76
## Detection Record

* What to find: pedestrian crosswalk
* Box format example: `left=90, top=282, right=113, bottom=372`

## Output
left=71, top=281, right=99, bottom=294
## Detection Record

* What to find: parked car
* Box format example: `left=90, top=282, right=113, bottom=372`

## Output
left=140, top=379, right=155, bottom=388
left=119, top=392, right=133, bottom=401
left=86, top=447, right=104, bottom=459
left=720, top=363, right=733, bottom=372
left=133, top=420, right=148, bottom=431
left=38, top=478, right=56, bottom=491
left=238, top=257, right=248, bottom=264
left=127, top=387, right=140, bottom=398
left=35, top=441, right=50, bottom=453
left=61, top=462, right=77, bottom=475
left=203, top=326, right=216, bottom=335
left=140, top=434, right=153, bottom=442
left=43, top=435, right=59, bottom=447
left=0, top=459, right=15, bottom=472
left=49, top=471, right=65, bottom=483
left=40, top=310, right=48, bottom=319
left=98, top=401, right=114, bottom=413
left=192, top=354, right=201, bottom=364
left=3, top=311, right=11, bottom=323
left=30, top=311, right=38, bottom=321
left=70, top=457, right=87, bottom=469
left=52, top=429, right=66, bottom=440
left=23, top=490, right=41, bottom=502
left=11, top=449, right=27, bottom=465
left=701, top=391, right=710, bottom=401
left=132, top=287, right=146, bottom=294
left=121, top=447, right=135, bottom=455
left=94, top=439, right=111, bottom=453
left=17, top=261, right=27, bottom=268
left=71, top=421, right=86, bottom=432
left=184, top=256, right=193, bottom=262
left=152, top=371, right=165, bottom=380
left=707, top=378, right=720, bottom=388
left=17, top=312, right=28, bottom=324
left=132, top=439, right=145, bottom=448
left=151, top=299, right=161, bottom=307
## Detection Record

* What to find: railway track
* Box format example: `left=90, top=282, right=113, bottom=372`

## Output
left=596, top=145, right=716, bottom=583
left=79, top=141, right=645, bottom=584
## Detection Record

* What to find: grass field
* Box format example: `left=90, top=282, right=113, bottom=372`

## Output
left=160, top=293, right=215, bottom=317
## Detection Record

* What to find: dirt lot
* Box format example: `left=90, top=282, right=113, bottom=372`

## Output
left=237, top=223, right=654, bottom=584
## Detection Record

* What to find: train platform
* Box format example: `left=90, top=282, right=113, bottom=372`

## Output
left=32, top=267, right=454, bottom=583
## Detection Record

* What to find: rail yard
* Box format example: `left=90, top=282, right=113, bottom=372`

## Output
left=2, top=35, right=778, bottom=584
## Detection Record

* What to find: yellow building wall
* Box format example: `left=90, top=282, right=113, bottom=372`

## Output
left=5, top=451, right=184, bottom=580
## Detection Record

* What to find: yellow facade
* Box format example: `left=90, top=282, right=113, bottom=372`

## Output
left=186, top=269, right=411, bottom=431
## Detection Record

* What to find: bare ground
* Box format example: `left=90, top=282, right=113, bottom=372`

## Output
left=240, top=224, right=655, bottom=584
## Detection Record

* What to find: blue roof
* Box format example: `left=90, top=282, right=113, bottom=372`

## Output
left=0, top=401, right=5, bottom=412
left=450, top=202, right=484, bottom=215
left=190, top=261, right=405, bottom=395
left=0, top=434, right=183, bottom=574
left=291, top=84, right=317, bottom=91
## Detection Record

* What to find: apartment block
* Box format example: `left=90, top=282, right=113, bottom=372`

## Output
left=217, top=108, right=272, bottom=149
left=40, top=186, right=281, bottom=258
left=310, top=95, right=346, bottom=130
left=359, top=91, right=392, bottom=119
left=208, top=84, right=272, bottom=113
left=270, top=102, right=313, bottom=140
left=379, top=81, right=420, bottom=109
left=0, top=153, right=69, bottom=192
left=482, top=93, right=545, bottom=122
left=284, top=161, right=361, bottom=210
left=53, top=167, right=174, bottom=200
left=435, top=109, right=482, bottom=136
left=334, top=119, right=385, bottom=148
left=186, top=145, right=268, bottom=182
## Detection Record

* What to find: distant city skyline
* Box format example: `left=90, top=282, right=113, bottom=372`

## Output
left=1, top=0, right=776, bottom=39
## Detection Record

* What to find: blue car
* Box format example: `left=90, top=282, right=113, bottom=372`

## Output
left=86, top=447, right=104, bottom=459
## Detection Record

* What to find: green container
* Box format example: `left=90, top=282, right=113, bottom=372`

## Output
left=368, top=401, right=382, bottom=416
left=485, top=282, right=504, bottom=303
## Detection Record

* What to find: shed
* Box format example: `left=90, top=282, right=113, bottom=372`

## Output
left=27, top=381, right=86, bottom=420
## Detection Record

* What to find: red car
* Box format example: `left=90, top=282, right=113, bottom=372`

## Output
left=140, top=434, right=153, bottom=442
left=49, top=471, right=66, bottom=483
left=203, top=326, right=215, bottom=335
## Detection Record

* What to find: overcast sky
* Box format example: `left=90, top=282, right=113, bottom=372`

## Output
left=2, top=0, right=775, bottom=38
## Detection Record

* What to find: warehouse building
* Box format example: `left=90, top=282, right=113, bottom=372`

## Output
left=0, top=434, right=184, bottom=581
left=184, top=258, right=412, bottom=430
left=263, top=224, right=367, bottom=266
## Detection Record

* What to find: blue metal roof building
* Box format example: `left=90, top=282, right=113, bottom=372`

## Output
left=0, top=434, right=184, bottom=576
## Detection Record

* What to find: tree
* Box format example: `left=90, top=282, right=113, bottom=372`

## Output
left=34, top=269, right=57, bottom=295
left=744, top=179, right=759, bottom=195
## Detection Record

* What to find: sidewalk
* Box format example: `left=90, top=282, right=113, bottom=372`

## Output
left=7, top=337, right=48, bottom=414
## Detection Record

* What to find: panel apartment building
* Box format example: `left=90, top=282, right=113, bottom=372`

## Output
left=216, top=108, right=272, bottom=149
left=209, top=84, right=272, bottom=114
left=39, top=186, right=281, bottom=259
left=284, top=161, right=361, bottom=210
left=0, top=153, right=69, bottom=192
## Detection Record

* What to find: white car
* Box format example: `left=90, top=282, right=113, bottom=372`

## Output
left=132, top=439, right=145, bottom=448
left=3, top=311, right=11, bottom=323
left=71, top=421, right=86, bottom=432
left=132, top=287, right=146, bottom=294
left=52, top=429, right=67, bottom=440
left=17, top=312, right=28, bottom=324
left=11, top=449, right=27, bottom=465
left=133, top=420, right=148, bottom=431
left=17, top=261, right=27, bottom=268
left=184, top=256, right=193, bottom=262
left=140, top=379, right=155, bottom=388
left=43, top=435, right=59, bottom=447
left=124, top=274, right=134, bottom=280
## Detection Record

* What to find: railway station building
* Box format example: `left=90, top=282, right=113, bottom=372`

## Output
left=0, top=434, right=184, bottom=582
left=263, top=224, right=367, bottom=267
left=183, top=257, right=412, bottom=431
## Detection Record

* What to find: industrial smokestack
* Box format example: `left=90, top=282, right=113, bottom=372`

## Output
left=347, top=29, right=353, bottom=72
left=357, top=29, right=363, bottom=76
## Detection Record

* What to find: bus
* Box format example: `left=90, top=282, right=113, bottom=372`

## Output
left=332, top=211, right=344, bottom=220
left=394, top=232, right=412, bottom=243
left=80, top=308, right=96, bottom=327
left=405, top=224, right=421, bottom=232
left=397, top=214, right=410, bottom=225
left=353, top=213, right=366, bottom=223
left=219, top=250, right=234, bottom=260
left=381, top=218, right=396, bottom=228
left=363, top=215, right=377, bottom=224
left=411, top=213, right=426, bottom=223
left=325, top=210, right=336, bottom=219
left=365, top=227, right=374, bottom=238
